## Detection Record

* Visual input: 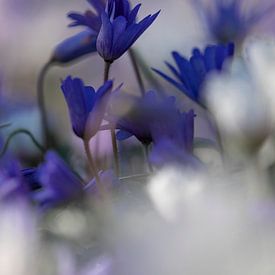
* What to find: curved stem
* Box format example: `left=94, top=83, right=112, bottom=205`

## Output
left=83, top=139, right=101, bottom=187
left=0, top=129, right=45, bottom=157
left=104, top=61, right=120, bottom=177
left=37, top=60, right=53, bottom=149
left=128, top=48, right=145, bottom=96
left=0, top=123, right=12, bottom=130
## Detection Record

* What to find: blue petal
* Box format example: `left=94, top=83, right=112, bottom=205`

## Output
left=53, top=30, right=97, bottom=63
left=61, top=76, right=96, bottom=138
left=96, top=12, right=113, bottom=61
left=85, top=80, right=113, bottom=139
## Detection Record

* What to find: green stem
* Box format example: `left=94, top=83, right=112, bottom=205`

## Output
left=37, top=60, right=53, bottom=149
left=0, top=129, right=45, bottom=157
left=128, top=48, right=145, bottom=96
left=104, top=61, right=112, bottom=82
left=144, top=144, right=153, bottom=172
left=104, top=61, right=120, bottom=177
left=83, top=139, right=101, bottom=187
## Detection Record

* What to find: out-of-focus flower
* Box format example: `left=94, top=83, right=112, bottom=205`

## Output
left=190, top=0, right=275, bottom=44
left=108, top=90, right=198, bottom=167
left=33, top=151, right=83, bottom=208
left=61, top=76, right=113, bottom=139
left=0, top=200, right=38, bottom=275
left=153, top=43, right=234, bottom=105
left=109, top=91, right=194, bottom=145
left=51, top=30, right=97, bottom=64
left=205, top=57, right=272, bottom=154
left=68, top=0, right=106, bottom=33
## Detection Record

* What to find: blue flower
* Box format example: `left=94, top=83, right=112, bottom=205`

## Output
left=191, top=0, right=275, bottom=44
left=68, top=0, right=106, bottom=33
left=153, top=43, right=234, bottom=105
left=61, top=76, right=113, bottom=139
left=96, top=1, right=160, bottom=62
left=33, top=151, right=83, bottom=208
left=52, top=30, right=97, bottom=63
left=108, top=91, right=195, bottom=151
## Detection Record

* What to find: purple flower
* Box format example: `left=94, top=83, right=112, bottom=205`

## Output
left=52, top=30, right=97, bottom=64
left=33, top=151, right=83, bottom=208
left=153, top=43, right=234, bottom=105
left=61, top=76, right=113, bottom=139
left=191, top=0, right=275, bottom=44
left=68, top=0, right=106, bottom=33
left=96, top=0, right=160, bottom=62
left=108, top=91, right=195, bottom=151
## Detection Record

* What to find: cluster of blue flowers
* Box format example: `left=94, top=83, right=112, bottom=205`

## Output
left=1, top=0, right=275, bottom=252
left=3, top=0, right=266, bottom=210
left=2, top=0, right=275, bottom=274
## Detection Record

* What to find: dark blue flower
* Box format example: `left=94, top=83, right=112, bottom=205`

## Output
left=61, top=76, right=113, bottom=139
left=52, top=30, right=97, bottom=63
left=191, top=0, right=275, bottom=44
left=153, top=43, right=234, bottom=104
left=96, top=1, right=160, bottom=62
left=33, top=151, right=83, bottom=208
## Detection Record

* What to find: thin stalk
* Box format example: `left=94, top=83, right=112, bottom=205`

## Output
left=111, top=128, right=119, bottom=176
left=104, top=61, right=112, bottom=82
left=83, top=138, right=101, bottom=187
left=0, top=129, right=45, bottom=157
left=128, top=48, right=145, bottom=96
left=144, top=144, right=153, bottom=172
left=37, top=60, right=53, bottom=149
left=119, top=173, right=150, bottom=181
left=104, top=61, right=120, bottom=177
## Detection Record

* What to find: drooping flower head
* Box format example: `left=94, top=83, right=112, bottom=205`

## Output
left=51, top=30, right=97, bottom=64
left=96, top=0, right=160, bottom=62
left=190, top=0, right=275, bottom=44
left=153, top=43, right=234, bottom=105
left=61, top=76, right=113, bottom=139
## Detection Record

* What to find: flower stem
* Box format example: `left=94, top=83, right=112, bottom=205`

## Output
left=104, top=61, right=112, bottom=82
left=83, top=139, right=101, bottom=187
left=128, top=48, right=145, bottom=96
left=144, top=144, right=153, bottom=172
left=104, top=61, right=120, bottom=177
left=0, top=129, right=45, bottom=157
left=37, top=60, right=53, bottom=149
